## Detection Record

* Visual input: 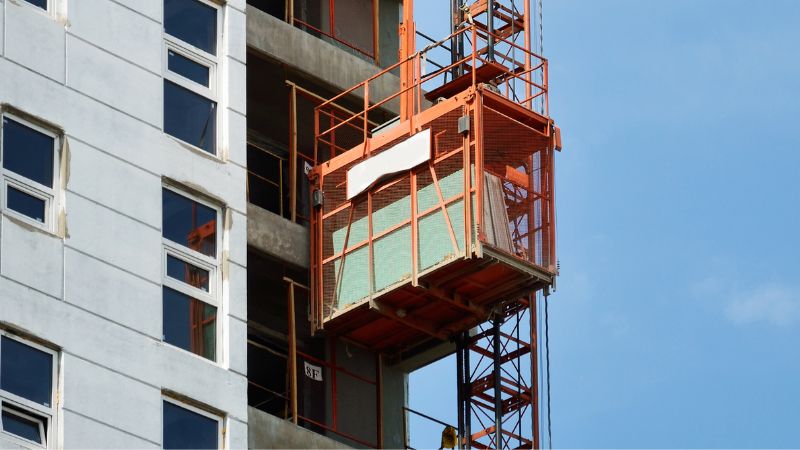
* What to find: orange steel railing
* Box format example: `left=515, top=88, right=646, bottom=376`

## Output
left=309, top=24, right=556, bottom=331
left=314, top=24, right=549, bottom=157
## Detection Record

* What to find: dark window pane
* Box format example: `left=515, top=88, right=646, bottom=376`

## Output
left=247, top=145, right=283, bottom=182
left=163, top=401, right=218, bottom=449
left=6, top=186, right=46, bottom=223
left=246, top=0, right=285, bottom=19
left=164, top=0, right=217, bottom=55
left=1, top=407, right=43, bottom=445
left=22, top=0, right=47, bottom=10
left=163, top=287, right=216, bottom=361
left=167, top=254, right=210, bottom=291
left=164, top=81, right=216, bottom=154
left=2, top=117, right=54, bottom=187
left=247, top=173, right=281, bottom=216
left=168, top=50, right=210, bottom=86
left=162, top=189, right=217, bottom=257
left=0, top=336, right=53, bottom=407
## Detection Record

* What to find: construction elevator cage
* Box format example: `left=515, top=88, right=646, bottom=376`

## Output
left=308, top=21, right=558, bottom=354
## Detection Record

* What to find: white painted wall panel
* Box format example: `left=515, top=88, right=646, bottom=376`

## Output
left=68, top=0, right=162, bottom=74
left=227, top=7, right=247, bottom=62
left=228, top=209, right=247, bottom=266
left=228, top=261, right=247, bottom=321
left=65, top=193, right=161, bottom=283
left=228, top=109, right=247, bottom=167
left=0, top=216, right=63, bottom=298
left=228, top=316, right=248, bottom=375
left=62, top=410, right=159, bottom=449
left=111, top=0, right=162, bottom=23
left=66, top=36, right=161, bottom=127
left=228, top=418, right=249, bottom=450
left=4, top=1, right=65, bottom=83
left=63, top=356, right=162, bottom=444
left=0, top=0, right=5, bottom=57
left=227, top=58, right=247, bottom=116
left=67, top=139, right=161, bottom=228
left=63, top=248, right=161, bottom=339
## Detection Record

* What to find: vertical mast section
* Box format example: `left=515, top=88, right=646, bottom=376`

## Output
left=399, top=0, right=416, bottom=121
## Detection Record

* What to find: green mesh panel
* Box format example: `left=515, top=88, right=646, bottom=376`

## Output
left=374, top=225, right=412, bottom=291
left=330, top=167, right=476, bottom=310
left=417, top=169, right=464, bottom=213
left=332, top=246, right=370, bottom=309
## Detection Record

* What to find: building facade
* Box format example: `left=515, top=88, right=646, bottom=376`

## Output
left=0, top=0, right=418, bottom=448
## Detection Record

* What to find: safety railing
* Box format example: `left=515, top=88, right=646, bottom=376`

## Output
left=402, top=406, right=457, bottom=450
left=288, top=0, right=378, bottom=63
left=284, top=277, right=382, bottom=448
left=314, top=23, right=549, bottom=157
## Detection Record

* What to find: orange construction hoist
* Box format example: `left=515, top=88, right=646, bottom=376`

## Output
left=308, top=0, right=562, bottom=448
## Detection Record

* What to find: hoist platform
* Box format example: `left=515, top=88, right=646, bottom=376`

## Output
left=308, top=21, right=560, bottom=355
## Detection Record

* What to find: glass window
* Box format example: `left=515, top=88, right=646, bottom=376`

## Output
left=2, top=117, right=54, bottom=188
left=168, top=50, right=210, bottom=87
left=6, top=186, right=46, bottom=223
left=164, top=81, right=217, bottom=154
left=1, top=404, right=45, bottom=445
left=22, top=0, right=47, bottom=10
left=167, top=254, right=210, bottom=292
left=0, top=336, right=53, bottom=407
left=162, top=188, right=217, bottom=257
left=162, top=400, right=219, bottom=449
left=164, top=0, right=218, bottom=55
left=163, top=287, right=216, bottom=361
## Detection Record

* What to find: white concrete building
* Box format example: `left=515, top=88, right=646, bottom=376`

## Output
left=0, top=0, right=249, bottom=448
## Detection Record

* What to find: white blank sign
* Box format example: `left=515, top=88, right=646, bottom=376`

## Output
left=346, top=129, right=431, bottom=200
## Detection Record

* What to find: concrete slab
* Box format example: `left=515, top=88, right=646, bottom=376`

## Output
left=246, top=7, right=400, bottom=114
left=248, top=407, right=351, bottom=449
left=247, top=204, right=309, bottom=269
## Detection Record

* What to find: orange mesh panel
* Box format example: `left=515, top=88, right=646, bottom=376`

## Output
left=480, top=105, right=553, bottom=270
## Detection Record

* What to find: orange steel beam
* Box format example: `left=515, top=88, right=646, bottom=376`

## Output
left=399, top=0, right=416, bottom=121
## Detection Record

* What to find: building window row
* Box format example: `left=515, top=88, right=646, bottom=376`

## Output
left=0, top=331, right=225, bottom=449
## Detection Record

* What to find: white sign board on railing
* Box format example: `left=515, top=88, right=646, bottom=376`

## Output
left=346, top=129, right=431, bottom=200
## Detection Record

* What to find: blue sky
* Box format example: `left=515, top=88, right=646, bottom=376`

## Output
left=408, top=1, right=800, bottom=448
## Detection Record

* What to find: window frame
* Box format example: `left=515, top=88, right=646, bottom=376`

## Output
left=0, top=331, right=59, bottom=449
left=161, top=185, right=223, bottom=363
left=162, top=243, right=218, bottom=306
left=1, top=402, right=47, bottom=447
left=19, top=0, right=53, bottom=15
left=162, top=396, right=224, bottom=450
left=162, top=0, right=224, bottom=156
left=0, top=113, right=60, bottom=231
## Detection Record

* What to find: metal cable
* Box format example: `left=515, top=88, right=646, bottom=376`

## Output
left=545, top=291, right=552, bottom=450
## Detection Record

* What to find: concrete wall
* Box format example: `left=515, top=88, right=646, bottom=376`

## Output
left=246, top=6, right=400, bottom=114
left=0, top=0, right=248, bottom=448
left=248, top=407, right=351, bottom=449
left=247, top=203, right=309, bottom=269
